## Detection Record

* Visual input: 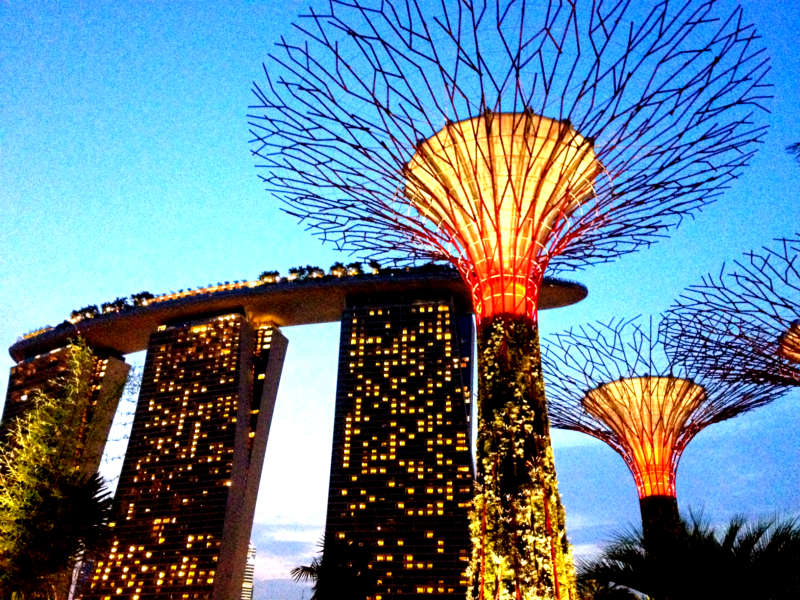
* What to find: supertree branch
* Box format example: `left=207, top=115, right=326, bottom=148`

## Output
left=250, top=0, right=769, bottom=294
left=661, top=235, right=800, bottom=386
left=788, top=142, right=800, bottom=165
left=248, top=2, right=770, bottom=599
left=542, top=317, right=786, bottom=553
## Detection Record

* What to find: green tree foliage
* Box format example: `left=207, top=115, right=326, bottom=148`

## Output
left=288, top=266, right=307, bottom=280
left=579, top=514, right=800, bottom=600
left=0, top=341, right=116, bottom=599
left=129, top=291, right=154, bottom=307
left=306, top=265, right=325, bottom=278
left=345, top=262, right=363, bottom=276
left=101, top=297, right=131, bottom=314
left=329, top=262, right=346, bottom=277
left=258, top=271, right=281, bottom=283
left=70, top=305, right=99, bottom=321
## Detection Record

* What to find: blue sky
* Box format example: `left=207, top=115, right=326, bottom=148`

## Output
left=1, top=2, right=799, bottom=598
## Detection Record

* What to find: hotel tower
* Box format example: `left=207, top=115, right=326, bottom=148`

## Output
left=3, top=266, right=584, bottom=600
left=80, top=311, right=287, bottom=600
left=1, top=344, right=130, bottom=475
left=322, top=291, right=474, bottom=599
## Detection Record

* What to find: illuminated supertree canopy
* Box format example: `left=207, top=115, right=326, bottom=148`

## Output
left=661, top=235, right=800, bottom=387
left=542, top=318, right=786, bottom=551
left=248, top=1, right=770, bottom=598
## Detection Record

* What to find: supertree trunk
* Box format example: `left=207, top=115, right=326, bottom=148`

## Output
left=543, top=317, right=787, bottom=599
left=470, top=316, right=574, bottom=600
left=639, top=495, right=682, bottom=557
left=639, top=495, right=682, bottom=600
left=249, top=2, right=773, bottom=597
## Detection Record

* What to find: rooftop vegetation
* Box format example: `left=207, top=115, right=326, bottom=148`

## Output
left=19, top=262, right=454, bottom=341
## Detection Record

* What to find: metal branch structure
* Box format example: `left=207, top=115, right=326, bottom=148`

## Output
left=248, top=2, right=770, bottom=599
left=661, top=235, right=800, bottom=387
left=542, top=318, right=785, bottom=553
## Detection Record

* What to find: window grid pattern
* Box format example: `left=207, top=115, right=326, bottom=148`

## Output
left=83, top=314, right=247, bottom=600
left=2, top=346, right=128, bottom=471
left=326, top=299, right=473, bottom=599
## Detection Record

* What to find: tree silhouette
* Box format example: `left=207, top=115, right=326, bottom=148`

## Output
left=580, top=514, right=800, bottom=600
left=290, top=536, right=370, bottom=600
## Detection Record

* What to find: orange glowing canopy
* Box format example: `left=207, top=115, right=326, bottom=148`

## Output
left=583, top=376, right=706, bottom=498
left=778, top=320, right=800, bottom=363
left=405, top=112, right=601, bottom=320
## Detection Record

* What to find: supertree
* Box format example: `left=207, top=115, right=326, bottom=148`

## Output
left=542, top=318, right=786, bottom=555
left=248, top=1, right=770, bottom=598
left=662, top=235, right=800, bottom=387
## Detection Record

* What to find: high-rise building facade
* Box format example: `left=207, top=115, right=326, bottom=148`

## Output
left=81, top=311, right=287, bottom=600
left=240, top=543, right=256, bottom=600
left=323, top=293, right=474, bottom=599
left=1, top=344, right=130, bottom=475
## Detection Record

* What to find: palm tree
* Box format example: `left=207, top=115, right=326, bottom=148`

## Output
left=291, top=537, right=324, bottom=593
left=290, top=553, right=322, bottom=593
left=579, top=514, right=800, bottom=600
left=0, top=473, right=113, bottom=599
left=290, top=536, right=370, bottom=600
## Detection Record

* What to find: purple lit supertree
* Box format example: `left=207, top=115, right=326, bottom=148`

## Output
left=542, top=318, right=785, bottom=554
left=248, top=2, right=770, bottom=598
left=662, top=235, right=800, bottom=387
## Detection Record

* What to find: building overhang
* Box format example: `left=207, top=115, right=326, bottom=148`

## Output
left=10, top=269, right=586, bottom=361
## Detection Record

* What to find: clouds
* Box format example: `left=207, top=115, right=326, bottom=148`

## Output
left=571, top=543, right=605, bottom=562
left=251, top=523, right=321, bottom=578
left=249, top=522, right=322, bottom=600
left=255, top=578, right=310, bottom=600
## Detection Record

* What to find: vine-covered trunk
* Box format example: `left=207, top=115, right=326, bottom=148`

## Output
left=468, top=315, right=576, bottom=600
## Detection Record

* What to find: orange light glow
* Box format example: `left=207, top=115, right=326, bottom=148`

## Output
left=583, top=376, right=705, bottom=498
left=778, top=320, right=800, bottom=363
left=405, top=112, right=601, bottom=320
